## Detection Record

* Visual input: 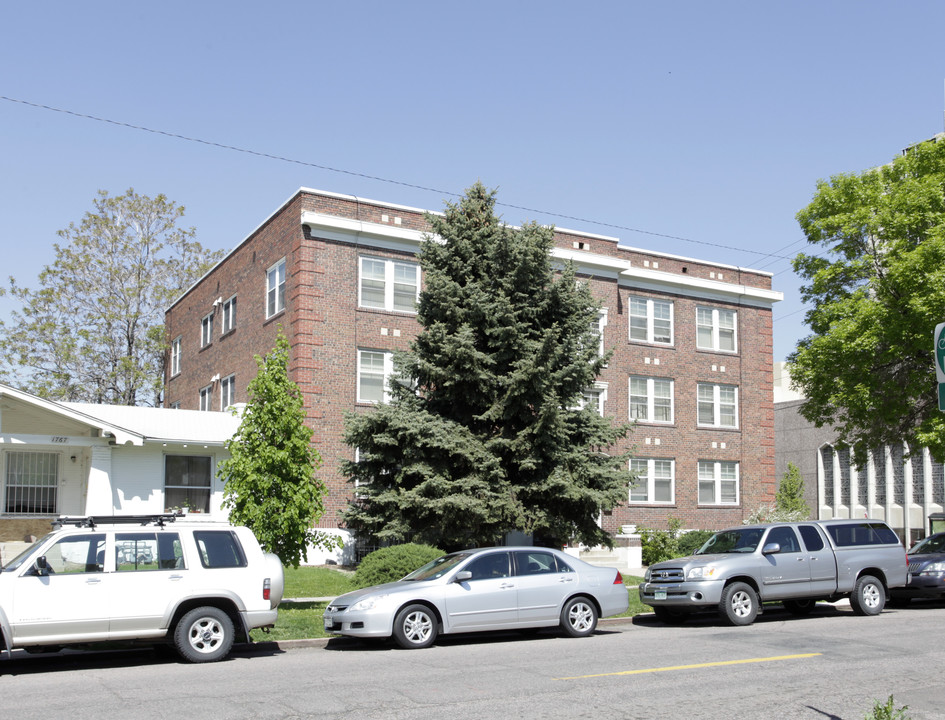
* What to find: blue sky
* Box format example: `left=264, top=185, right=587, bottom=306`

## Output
left=2, top=1, right=945, bottom=362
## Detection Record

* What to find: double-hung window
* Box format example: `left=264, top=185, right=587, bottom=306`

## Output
left=578, top=383, right=608, bottom=416
left=164, top=455, right=212, bottom=513
left=697, top=307, right=737, bottom=352
left=628, top=297, right=673, bottom=345
left=697, top=383, right=738, bottom=428
left=170, top=336, right=181, bottom=376
left=359, top=257, right=419, bottom=313
left=588, top=309, right=608, bottom=358
left=629, top=458, right=674, bottom=504
left=200, top=313, right=214, bottom=348
left=220, top=374, right=236, bottom=409
left=357, top=349, right=394, bottom=404
left=267, top=259, right=286, bottom=318
left=199, top=385, right=212, bottom=412
left=629, top=376, right=673, bottom=423
left=221, top=296, right=237, bottom=335
left=698, top=460, right=739, bottom=505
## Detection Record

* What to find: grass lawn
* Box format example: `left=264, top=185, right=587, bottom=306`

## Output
left=250, top=568, right=648, bottom=642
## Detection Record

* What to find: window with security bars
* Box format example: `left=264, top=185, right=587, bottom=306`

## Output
left=838, top=446, right=851, bottom=507
left=891, top=445, right=904, bottom=504
left=872, top=448, right=887, bottom=504
left=5, top=451, right=58, bottom=514
left=912, top=449, right=926, bottom=504
left=933, top=460, right=945, bottom=505
left=821, top=446, right=834, bottom=506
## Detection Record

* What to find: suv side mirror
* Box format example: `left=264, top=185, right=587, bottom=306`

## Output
left=454, top=570, right=472, bottom=583
left=33, top=556, right=49, bottom=575
left=762, top=543, right=781, bottom=555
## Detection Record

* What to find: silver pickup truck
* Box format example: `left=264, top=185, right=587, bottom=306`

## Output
left=639, top=519, right=908, bottom=625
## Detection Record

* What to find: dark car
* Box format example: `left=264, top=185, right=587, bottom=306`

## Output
left=890, top=532, right=945, bottom=603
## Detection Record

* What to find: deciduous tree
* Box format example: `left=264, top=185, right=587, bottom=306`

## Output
left=219, top=332, right=338, bottom=567
left=791, top=137, right=945, bottom=462
left=342, top=183, right=630, bottom=551
left=0, top=188, right=224, bottom=405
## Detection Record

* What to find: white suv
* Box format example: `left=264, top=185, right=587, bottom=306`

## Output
left=0, top=514, right=284, bottom=663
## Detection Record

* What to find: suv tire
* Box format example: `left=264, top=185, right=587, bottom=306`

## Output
left=849, top=574, right=885, bottom=616
left=174, top=606, right=235, bottom=663
left=719, top=582, right=758, bottom=626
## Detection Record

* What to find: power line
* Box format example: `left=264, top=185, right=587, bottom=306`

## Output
left=1, top=94, right=800, bottom=261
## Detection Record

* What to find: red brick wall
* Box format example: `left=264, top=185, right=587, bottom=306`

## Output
left=166, top=189, right=777, bottom=535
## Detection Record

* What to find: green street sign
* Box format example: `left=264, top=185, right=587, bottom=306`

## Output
left=937, top=322, right=945, bottom=383
left=940, top=383, right=945, bottom=412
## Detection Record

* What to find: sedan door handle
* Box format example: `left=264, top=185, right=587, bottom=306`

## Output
left=559, top=577, right=575, bottom=583
left=169, top=574, right=185, bottom=581
left=500, top=582, right=515, bottom=589
left=86, top=578, right=102, bottom=584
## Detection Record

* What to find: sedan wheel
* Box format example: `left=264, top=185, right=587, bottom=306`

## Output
left=392, top=604, right=438, bottom=649
left=560, top=596, right=598, bottom=638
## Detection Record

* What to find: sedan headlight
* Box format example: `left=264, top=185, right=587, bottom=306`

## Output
left=350, top=594, right=389, bottom=612
left=919, top=562, right=945, bottom=575
left=686, top=566, right=719, bottom=581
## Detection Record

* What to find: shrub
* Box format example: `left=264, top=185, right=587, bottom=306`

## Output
left=638, top=518, right=681, bottom=565
left=353, top=543, right=445, bottom=588
left=677, top=529, right=715, bottom=557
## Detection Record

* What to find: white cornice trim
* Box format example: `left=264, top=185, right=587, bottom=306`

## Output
left=620, top=267, right=783, bottom=305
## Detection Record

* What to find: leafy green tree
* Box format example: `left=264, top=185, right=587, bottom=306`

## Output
left=775, top=462, right=811, bottom=517
left=342, top=182, right=631, bottom=551
left=0, top=188, right=224, bottom=405
left=220, top=332, right=338, bottom=567
left=791, top=137, right=945, bottom=463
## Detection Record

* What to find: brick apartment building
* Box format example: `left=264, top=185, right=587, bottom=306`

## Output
left=164, top=188, right=783, bottom=558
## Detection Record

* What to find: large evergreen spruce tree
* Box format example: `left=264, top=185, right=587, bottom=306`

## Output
left=342, top=183, right=630, bottom=550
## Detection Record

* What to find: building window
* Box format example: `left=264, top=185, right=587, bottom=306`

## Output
left=630, top=458, right=674, bottom=504
left=220, top=374, right=235, bottom=409
left=359, top=257, right=419, bottom=313
left=267, top=259, right=286, bottom=318
left=358, top=349, right=394, bottom=404
left=170, top=336, right=181, bottom=376
left=628, top=297, right=673, bottom=345
left=629, top=376, right=673, bottom=423
left=199, top=385, right=212, bottom=411
left=169, top=401, right=181, bottom=409
left=164, top=455, right=212, bottom=513
left=221, top=296, right=237, bottom=335
left=589, top=309, right=608, bottom=358
left=699, top=460, right=739, bottom=505
left=578, top=383, right=608, bottom=416
left=200, top=313, right=214, bottom=348
left=697, top=383, right=738, bottom=428
left=4, top=451, right=58, bottom=514
left=697, top=307, right=737, bottom=352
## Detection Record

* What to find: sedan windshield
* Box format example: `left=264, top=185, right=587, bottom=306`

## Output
left=909, top=534, right=945, bottom=555
left=695, top=528, right=764, bottom=555
left=403, top=552, right=473, bottom=581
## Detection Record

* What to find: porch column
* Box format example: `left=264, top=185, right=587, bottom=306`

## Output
left=84, top=446, right=114, bottom=515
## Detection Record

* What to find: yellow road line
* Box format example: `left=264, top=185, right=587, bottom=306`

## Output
left=556, top=653, right=823, bottom=680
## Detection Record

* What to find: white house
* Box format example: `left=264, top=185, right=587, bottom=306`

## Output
left=0, top=383, right=240, bottom=561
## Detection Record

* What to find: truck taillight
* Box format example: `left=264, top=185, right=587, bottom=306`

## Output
left=263, top=578, right=271, bottom=601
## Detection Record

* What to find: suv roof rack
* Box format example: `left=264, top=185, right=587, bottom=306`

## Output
left=52, top=514, right=181, bottom=530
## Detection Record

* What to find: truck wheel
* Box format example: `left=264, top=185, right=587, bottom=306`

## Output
left=850, top=575, right=885, bottom=616
left=783, top=599, right=816, bottom=616
left=174, top=606, right=235, bottom=663
left=719, top=582, right=758, bottom=626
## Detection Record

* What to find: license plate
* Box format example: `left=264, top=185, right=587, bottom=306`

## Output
left=655, top=590, right=667, bottom=601
left=324, top=617, right=333, bottom=631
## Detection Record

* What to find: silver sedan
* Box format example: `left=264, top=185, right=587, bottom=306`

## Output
left=324, top=546, right=629, bottom=649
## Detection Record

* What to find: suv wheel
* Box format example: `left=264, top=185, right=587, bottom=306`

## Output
left=850, top=575, right=885, bottom=616
left=174, top=606, right=235, bottom=663
left=719, top=582, right=758, bottom=626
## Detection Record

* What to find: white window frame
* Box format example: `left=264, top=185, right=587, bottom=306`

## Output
left=220, top=374, right=236, bottom=410
left=267, top=258, right=286, bottom=318
left=170, top=336, right=181, bottom=376
left=358, top=256, right=420, bottom=313
left=200, top=312, right=214, bottom=348
left=590, top=308, right=608, bottom=358
left=698, top=460, right=740, bottom=505
left=696, top=306, right=737, bottom=353
left=357, top=349, right=394, bottom=404
left=629, top=458, right=675, bottom=504
left=697, top=383, right=738, bottom=428
left=628, top=296, right=673, bottom=346
left=221, top=295, right=237, bottom=335
left=628, top=376, right=674, bottom=424
left=199, top=385, right=212, bottom=412
left=577, top=382, right=608, bottom=416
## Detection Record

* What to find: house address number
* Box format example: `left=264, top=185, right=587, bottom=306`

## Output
left=50, top=437, right=69, bottom=444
